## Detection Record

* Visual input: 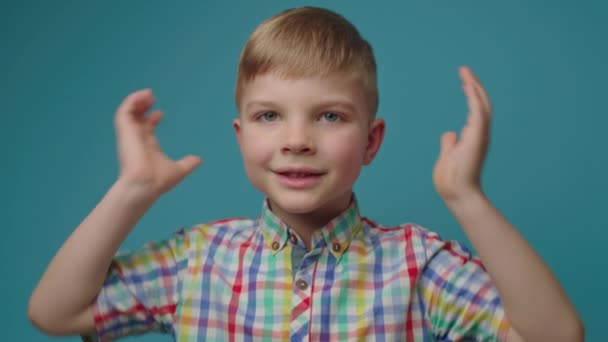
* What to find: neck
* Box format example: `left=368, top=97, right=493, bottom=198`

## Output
left=269, top=192, right=353, bottom=250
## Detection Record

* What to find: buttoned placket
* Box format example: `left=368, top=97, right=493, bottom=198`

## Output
left=259, top=197, right=361, bottom=340
left=289, top=233, right=325, bottom=341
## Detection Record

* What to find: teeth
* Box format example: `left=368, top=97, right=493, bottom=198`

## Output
left=287, top=173, right=312, bottom=178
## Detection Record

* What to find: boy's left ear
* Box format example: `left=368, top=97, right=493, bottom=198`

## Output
left=363, top=118, right=385, bottom=165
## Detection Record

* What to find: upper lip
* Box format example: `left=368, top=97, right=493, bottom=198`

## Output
left=273, top=167, right=326, bottom=175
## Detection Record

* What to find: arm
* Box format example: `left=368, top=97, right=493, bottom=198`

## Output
left=432, top=66, right=584, bottom=341
left=28, top=89, right=201, bottom=335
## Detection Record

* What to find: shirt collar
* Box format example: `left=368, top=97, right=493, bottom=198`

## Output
left=259, top=195, right=363, bottom=259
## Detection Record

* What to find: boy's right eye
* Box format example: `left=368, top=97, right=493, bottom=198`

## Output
left=259, top=111, right=279, bottom=122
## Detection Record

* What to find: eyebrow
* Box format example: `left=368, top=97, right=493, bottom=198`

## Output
left=244, top=99, right=358, bottom=114
left=315, top=99, right=358, bottom=114
left=244, top=101, right=281, bottom=113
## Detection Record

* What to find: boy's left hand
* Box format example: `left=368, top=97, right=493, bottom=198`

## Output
left=432, top=66, right=492, bottom=202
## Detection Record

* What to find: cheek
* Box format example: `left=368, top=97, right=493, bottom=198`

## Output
left=325, top=130, right=367, bottom=171
left=240, top=129, right=274, bottom=164
left=239, top=129, right=275, bottom=192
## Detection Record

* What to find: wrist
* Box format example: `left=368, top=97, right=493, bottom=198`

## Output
left=112, top=177, right=160, bottom=207
left=443, top=189, right=490, bottom=219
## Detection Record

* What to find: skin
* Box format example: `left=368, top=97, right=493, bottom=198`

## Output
left=432, top=67, right=583, bottom=341
left=28, top=66, right=583, bottom=341
left=233, top=71, right=384, bottom=248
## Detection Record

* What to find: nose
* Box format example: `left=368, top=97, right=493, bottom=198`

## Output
left=281, top=121, right=315, bottom=155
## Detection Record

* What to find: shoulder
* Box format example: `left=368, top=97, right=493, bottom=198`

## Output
left=143, top=217, right=260, bottom=259
left=361, top=216, right=472, bottom=261
left=362, top=216, right=441, bottom=245
left=179, top=216, right=259, bottom=246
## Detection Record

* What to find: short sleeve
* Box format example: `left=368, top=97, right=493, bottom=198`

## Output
left=419, top=239, right=511, bottom=341
left=82, top=227, right=190, bottom=341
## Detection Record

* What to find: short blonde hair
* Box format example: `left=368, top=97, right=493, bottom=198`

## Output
left=235, top=7, right=378, bottom=117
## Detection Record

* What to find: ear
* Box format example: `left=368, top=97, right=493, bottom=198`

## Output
left=363, top=118, right=385, bottom=165
left=233, top=118, right=242, bottom=147
left=232, top=118, right=243, bottom=151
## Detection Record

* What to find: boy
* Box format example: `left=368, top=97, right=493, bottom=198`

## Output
left=29, top=6, right=583, bottom=341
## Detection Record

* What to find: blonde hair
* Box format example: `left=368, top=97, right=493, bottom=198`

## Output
left=235, top=7, right=378, bottom=117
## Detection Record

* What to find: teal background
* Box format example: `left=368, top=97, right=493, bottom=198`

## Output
left=2, top=1, right=605, bottom=341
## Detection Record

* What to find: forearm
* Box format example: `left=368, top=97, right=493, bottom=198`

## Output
left=445, top=192, right=583, bottom=341
left=29, top=179, right=157, bottom=333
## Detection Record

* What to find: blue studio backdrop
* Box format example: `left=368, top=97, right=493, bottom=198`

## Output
left=2, top=1, right=606, bottom=341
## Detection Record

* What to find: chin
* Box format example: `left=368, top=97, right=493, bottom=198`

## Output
left=268, top=192, right=327, bottom=215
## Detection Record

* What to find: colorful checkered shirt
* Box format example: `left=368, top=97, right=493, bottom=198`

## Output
left=83, top=197, right=510, bottom=341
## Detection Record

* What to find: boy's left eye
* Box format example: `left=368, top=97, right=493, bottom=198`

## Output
left=320, top=112, right=341, bottom=122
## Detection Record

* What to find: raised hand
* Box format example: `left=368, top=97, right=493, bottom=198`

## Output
left=114, top=89, right=202, bottom=197
left=432, top=66, right=492, bottom=202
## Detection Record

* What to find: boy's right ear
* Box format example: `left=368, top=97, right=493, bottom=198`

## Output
left=233, top=118, right=242, bottom=145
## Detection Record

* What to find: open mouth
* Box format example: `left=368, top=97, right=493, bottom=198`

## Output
left=273, top=168, right=325, bottom=189
left=278, top=172, right=322, bottom=178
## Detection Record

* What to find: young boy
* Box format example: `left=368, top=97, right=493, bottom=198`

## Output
left=29, top=6, right=583, bottom=341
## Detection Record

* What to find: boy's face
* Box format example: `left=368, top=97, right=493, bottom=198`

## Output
left=234, top=72, right=384, bottom=222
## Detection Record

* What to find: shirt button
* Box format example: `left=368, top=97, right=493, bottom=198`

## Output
left=289, top=234, right=298, bottom=244
left=332, top=243, right=341, bottom=252
left=272, top=241, right=280, bottom=250
left=296, top=279, right=308, bottom=290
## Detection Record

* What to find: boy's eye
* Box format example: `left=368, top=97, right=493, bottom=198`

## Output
left=259, top=111, right=278, bottom=121
left=320, top=112, right=341, bottom=122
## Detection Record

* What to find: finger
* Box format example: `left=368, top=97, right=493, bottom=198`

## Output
left=177, top=155, right=203, bottom=177
left=115, top=89, right=155, bottom=127
left=461, top=76, right=484, bottom=129
left=146, top=110, right=163, bottom=131
left=470, top=71, right=492, bottom=115
left=462, top=68, right=492, bottom=141
left=459, top=69, right=491, bottom=154
left=459, top=68, right=490, bottom=130
left=439, top=131, right=458, bottom=157
left=461, top=66, right=492, bottom=116
left=472, top=84, right=491, bottom=121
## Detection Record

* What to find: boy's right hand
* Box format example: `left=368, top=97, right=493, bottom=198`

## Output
left=29, top=89, right=201, bottom=336
left=114, top=89, right=202, bottom=198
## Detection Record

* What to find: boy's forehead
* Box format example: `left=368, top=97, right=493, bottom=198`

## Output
left=242, top=71, right=365, bottom=97
left=239, top=72, right=370, bottom=112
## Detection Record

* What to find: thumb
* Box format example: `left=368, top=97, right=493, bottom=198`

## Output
left=177, top=155, right=203, bottom=177
left=439, top=131, right=458, bottom=157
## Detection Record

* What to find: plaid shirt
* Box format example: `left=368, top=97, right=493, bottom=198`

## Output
left=84, top=197, right=510, bottom=341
